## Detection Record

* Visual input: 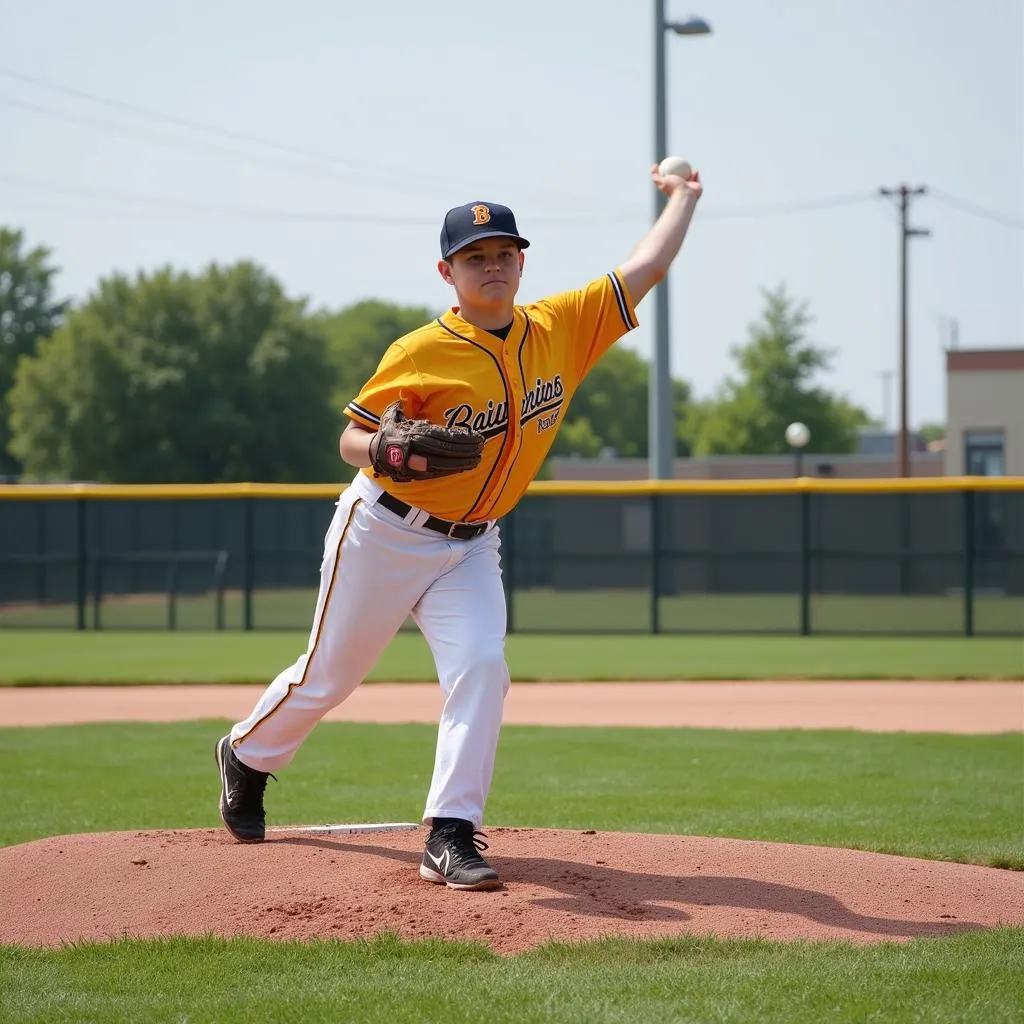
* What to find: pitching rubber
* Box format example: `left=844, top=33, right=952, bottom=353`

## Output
left=265, top=822, right=421, bottom=836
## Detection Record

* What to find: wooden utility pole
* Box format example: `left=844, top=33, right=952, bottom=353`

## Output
left=879, top=184, right=930, bottom=476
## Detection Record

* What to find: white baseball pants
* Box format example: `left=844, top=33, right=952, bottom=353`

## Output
left=228, top=472, right=510, bottom=828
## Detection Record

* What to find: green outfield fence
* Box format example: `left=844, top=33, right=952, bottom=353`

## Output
left=1, top=478, right=1022, bottom=636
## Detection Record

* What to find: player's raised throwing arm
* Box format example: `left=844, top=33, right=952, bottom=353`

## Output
left=619, top=164, right=703, bottom=306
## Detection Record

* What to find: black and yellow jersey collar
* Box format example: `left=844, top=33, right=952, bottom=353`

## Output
left=438, top=307, right=529, bottom=349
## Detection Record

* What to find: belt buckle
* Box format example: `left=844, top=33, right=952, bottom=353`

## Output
left=447, top=519, right=484, bottom=539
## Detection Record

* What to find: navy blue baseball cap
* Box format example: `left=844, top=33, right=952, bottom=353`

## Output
left=440, top=201, right=530, bottom=259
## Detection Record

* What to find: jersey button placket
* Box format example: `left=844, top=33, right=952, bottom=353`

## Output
left=485, top=359, right=523, bottom=520
left=474, top=351, right=520, bottom=521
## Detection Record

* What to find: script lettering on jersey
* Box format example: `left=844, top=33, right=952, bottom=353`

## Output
left=521, top=374, right=564, bottom=435
left=537, top=408, right=560, bottom=432
left=445, top=397, right=509, bottom=437
left=445, top=374, right=565, bottom=438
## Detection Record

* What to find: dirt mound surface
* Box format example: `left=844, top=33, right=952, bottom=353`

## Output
left=2, top=827, right=1020, bottom=954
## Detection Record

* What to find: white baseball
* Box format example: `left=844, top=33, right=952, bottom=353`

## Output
left=658, top=156, right=693, bottom=180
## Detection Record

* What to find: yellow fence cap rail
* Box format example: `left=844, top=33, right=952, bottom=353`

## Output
left=0, top=482, right=346, bottom=500
left=525, top=476, right=1024, bottom=496
left=1, top=476, right=1023, bottom=500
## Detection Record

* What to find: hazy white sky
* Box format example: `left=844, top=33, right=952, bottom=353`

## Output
left=3, top=0, right=1022, bottom=428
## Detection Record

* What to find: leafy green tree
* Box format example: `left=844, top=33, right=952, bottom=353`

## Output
left=553, top=346, right=692, bottom=458
left=313, top=299, right=435, bottom=413
left=9, top=262, right=338, bottom=483
left=671, top=379, right=694, bottom=458
left=0, top=228, right=67, bottom=478
left=918, top=422, right=945, bottom=445
left=685, top=285, right=870, bottom=455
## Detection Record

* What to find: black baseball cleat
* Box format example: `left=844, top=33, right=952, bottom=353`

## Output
left=419, top=817, right=501, bottom=890
left=215, top=735, right=272, bottom=843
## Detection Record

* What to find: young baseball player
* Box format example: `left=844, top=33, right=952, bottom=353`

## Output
left=216, top=163, right=703, bottom=889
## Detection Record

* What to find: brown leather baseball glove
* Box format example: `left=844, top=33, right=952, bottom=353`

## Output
left=368, top=401, right=484, bottom=482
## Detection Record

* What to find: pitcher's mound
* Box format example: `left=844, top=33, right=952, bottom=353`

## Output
left=2, top=827, right=1021, bottom=954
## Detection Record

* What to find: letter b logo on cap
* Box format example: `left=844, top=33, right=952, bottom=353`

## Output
left=471, top=204, right=491, bottom=225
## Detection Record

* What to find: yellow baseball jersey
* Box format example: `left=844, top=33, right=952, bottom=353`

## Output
left=345, top=270, right=638, bottom=523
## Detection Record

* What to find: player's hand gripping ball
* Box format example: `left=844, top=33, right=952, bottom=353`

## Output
left=652, top=155, right=702, bottom=201
left=368, top=401, right=485, bottom=483
left=657, top=155, right=693, bottom=180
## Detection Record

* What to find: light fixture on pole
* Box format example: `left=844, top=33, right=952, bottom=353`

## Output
left=650, top=4, right=711, bottom=480
left=786, top=421, right=810, bottom=477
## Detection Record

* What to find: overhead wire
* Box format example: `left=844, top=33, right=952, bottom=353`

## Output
left=0, top=171, right=881, bottom=225
left=0, top=65, right=401, bottom=175
left=928, top=189, right=1023, bottom=230
left=0, top=172, right=440, bottom=222
left=700, top=193, right=874, bottom=220
left=4, top=66, right=1022, bottom=232
left=1, top=90, right=621, bottom=212
left=0, top=94, right=394, bottom=190
left=0, top=66, right=639, bottom=213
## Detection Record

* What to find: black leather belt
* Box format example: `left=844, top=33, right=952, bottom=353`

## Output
left=376, top=491, right=490, bottom=540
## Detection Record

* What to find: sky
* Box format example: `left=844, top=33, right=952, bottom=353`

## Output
left=3, top=0, right=1022, bottom=431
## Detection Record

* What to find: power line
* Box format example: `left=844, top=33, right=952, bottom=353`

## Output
left=0, top=94, right=392, bottom=190
left=0, top=171, right=881, bottom=226
left=0, top=66, right=637, bottom=214
left=7, top=66, right=1023, bottom=233
left=700, top=192, right=873, bottom=220
left=0, top=65, right=397, bottom=176
left=0, top=199, right=200, bottom=223
left=872, top=198, right=902, bottom=227
left=929, top=188, right=1024, bottom=230
left=0, top=172, right=438, bottom=222
left=1, top=90, right=627, bottom=213
left=0, top=172, right=637, bottom=224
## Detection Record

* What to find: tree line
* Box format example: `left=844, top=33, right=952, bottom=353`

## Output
left=0, top=226, right=872, bottom=483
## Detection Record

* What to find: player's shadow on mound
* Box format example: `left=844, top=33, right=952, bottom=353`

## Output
left=269, top=838, right=985, bottom=939
left=500, top=857, right=986, bottom=939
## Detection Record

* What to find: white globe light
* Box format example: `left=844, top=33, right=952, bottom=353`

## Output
left=785, top=422, right=810, bottom=448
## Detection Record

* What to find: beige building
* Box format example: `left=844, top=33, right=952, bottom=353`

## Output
left=548, top=451, right=943, bottom=481
left=945, top=348, right=1024, bottom=476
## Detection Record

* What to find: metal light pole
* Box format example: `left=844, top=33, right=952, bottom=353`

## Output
left=650, top=4, right=711, bottom=480
left=786, top=422, right=811, bottom=478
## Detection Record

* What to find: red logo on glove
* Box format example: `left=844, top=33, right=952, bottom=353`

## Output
left=385, top=445, right=404, bottom=468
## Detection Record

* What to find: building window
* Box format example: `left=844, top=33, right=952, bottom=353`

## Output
left=965, top=431, right=1005, bottom=577
left=964, top=430, right=1005, bottom=477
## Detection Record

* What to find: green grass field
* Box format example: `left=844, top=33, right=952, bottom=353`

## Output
left=3, top=722, right=1021, bottom=863
left=2, top=720, right=1023, bottom=1022
left=3, top=930, right=1022, bottom=1024
left=1, top=629, right=1022, bottom=684
left=4, top=586, right=1023, bottom=635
